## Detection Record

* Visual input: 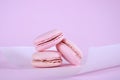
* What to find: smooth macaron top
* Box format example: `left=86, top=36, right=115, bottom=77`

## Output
left=34, top=29, right=63, bottom=46
left=34, top=29, right=64, bottom=51
left=32, top=50, right=62, bottom=60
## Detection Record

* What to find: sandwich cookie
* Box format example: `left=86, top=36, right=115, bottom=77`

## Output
left=56, top=39, right=83, bottom=65
left=32, top=50, right=62, bottom=67
left=34, top=30, right=64, bottom=51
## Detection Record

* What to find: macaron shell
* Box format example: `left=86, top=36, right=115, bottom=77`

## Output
left=32, top=50, right=61, bottom=60
left=62, top=39, right=83, bottom=58
left=57, top=43, right=81, bottom=65
left=32, top=60, right=61, bottom=68
left=35, top=34, right=63, bottom=51
left=34, top=29, right=64, bottom=51
left=34, top=29, right=62, bottom=45
left=32, top=50, right=62, bottom=68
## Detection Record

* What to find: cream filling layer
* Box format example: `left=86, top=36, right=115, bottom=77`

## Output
left=33, top=59, right=62, bottom=63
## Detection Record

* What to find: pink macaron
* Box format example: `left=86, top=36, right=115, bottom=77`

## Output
left=32, top=50, right=62, bottom=68
left=56, top=39, right=83, bottom=65
left=34, top=29, right=64, bottom=51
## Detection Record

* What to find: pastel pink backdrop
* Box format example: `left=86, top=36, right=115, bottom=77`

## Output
left=0, top=0, right=120, bottom=54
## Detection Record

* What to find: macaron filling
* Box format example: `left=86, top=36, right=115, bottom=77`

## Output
left=37, top=33, right=63, bottom=46
left=33, top=59, right=62, bottom=63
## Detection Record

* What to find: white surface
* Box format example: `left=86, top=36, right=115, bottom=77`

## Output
left=0, top=44, right=120, bottom=78
left=78, top=43, right=120, bottom=73
left=0, top=47, right=82, bottom=78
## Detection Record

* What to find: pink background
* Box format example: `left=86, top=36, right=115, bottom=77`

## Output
left=0, top=0, right=120, bottom=80
left=0, top=0, right=120, bottom=54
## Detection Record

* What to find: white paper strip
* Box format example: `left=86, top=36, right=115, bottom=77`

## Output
left=79, top=43, right=120, bottom=74
left=0, top=44, right=120, bottom=78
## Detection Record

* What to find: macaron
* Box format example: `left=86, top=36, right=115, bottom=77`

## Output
left=32, top=50, right=62, bottom=68
left=34, top=29, right=64, bottom=51
left=56, top=39, right=83, bottom=65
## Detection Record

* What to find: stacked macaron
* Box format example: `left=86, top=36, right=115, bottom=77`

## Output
left=32, top=30, right=83, bottom=68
